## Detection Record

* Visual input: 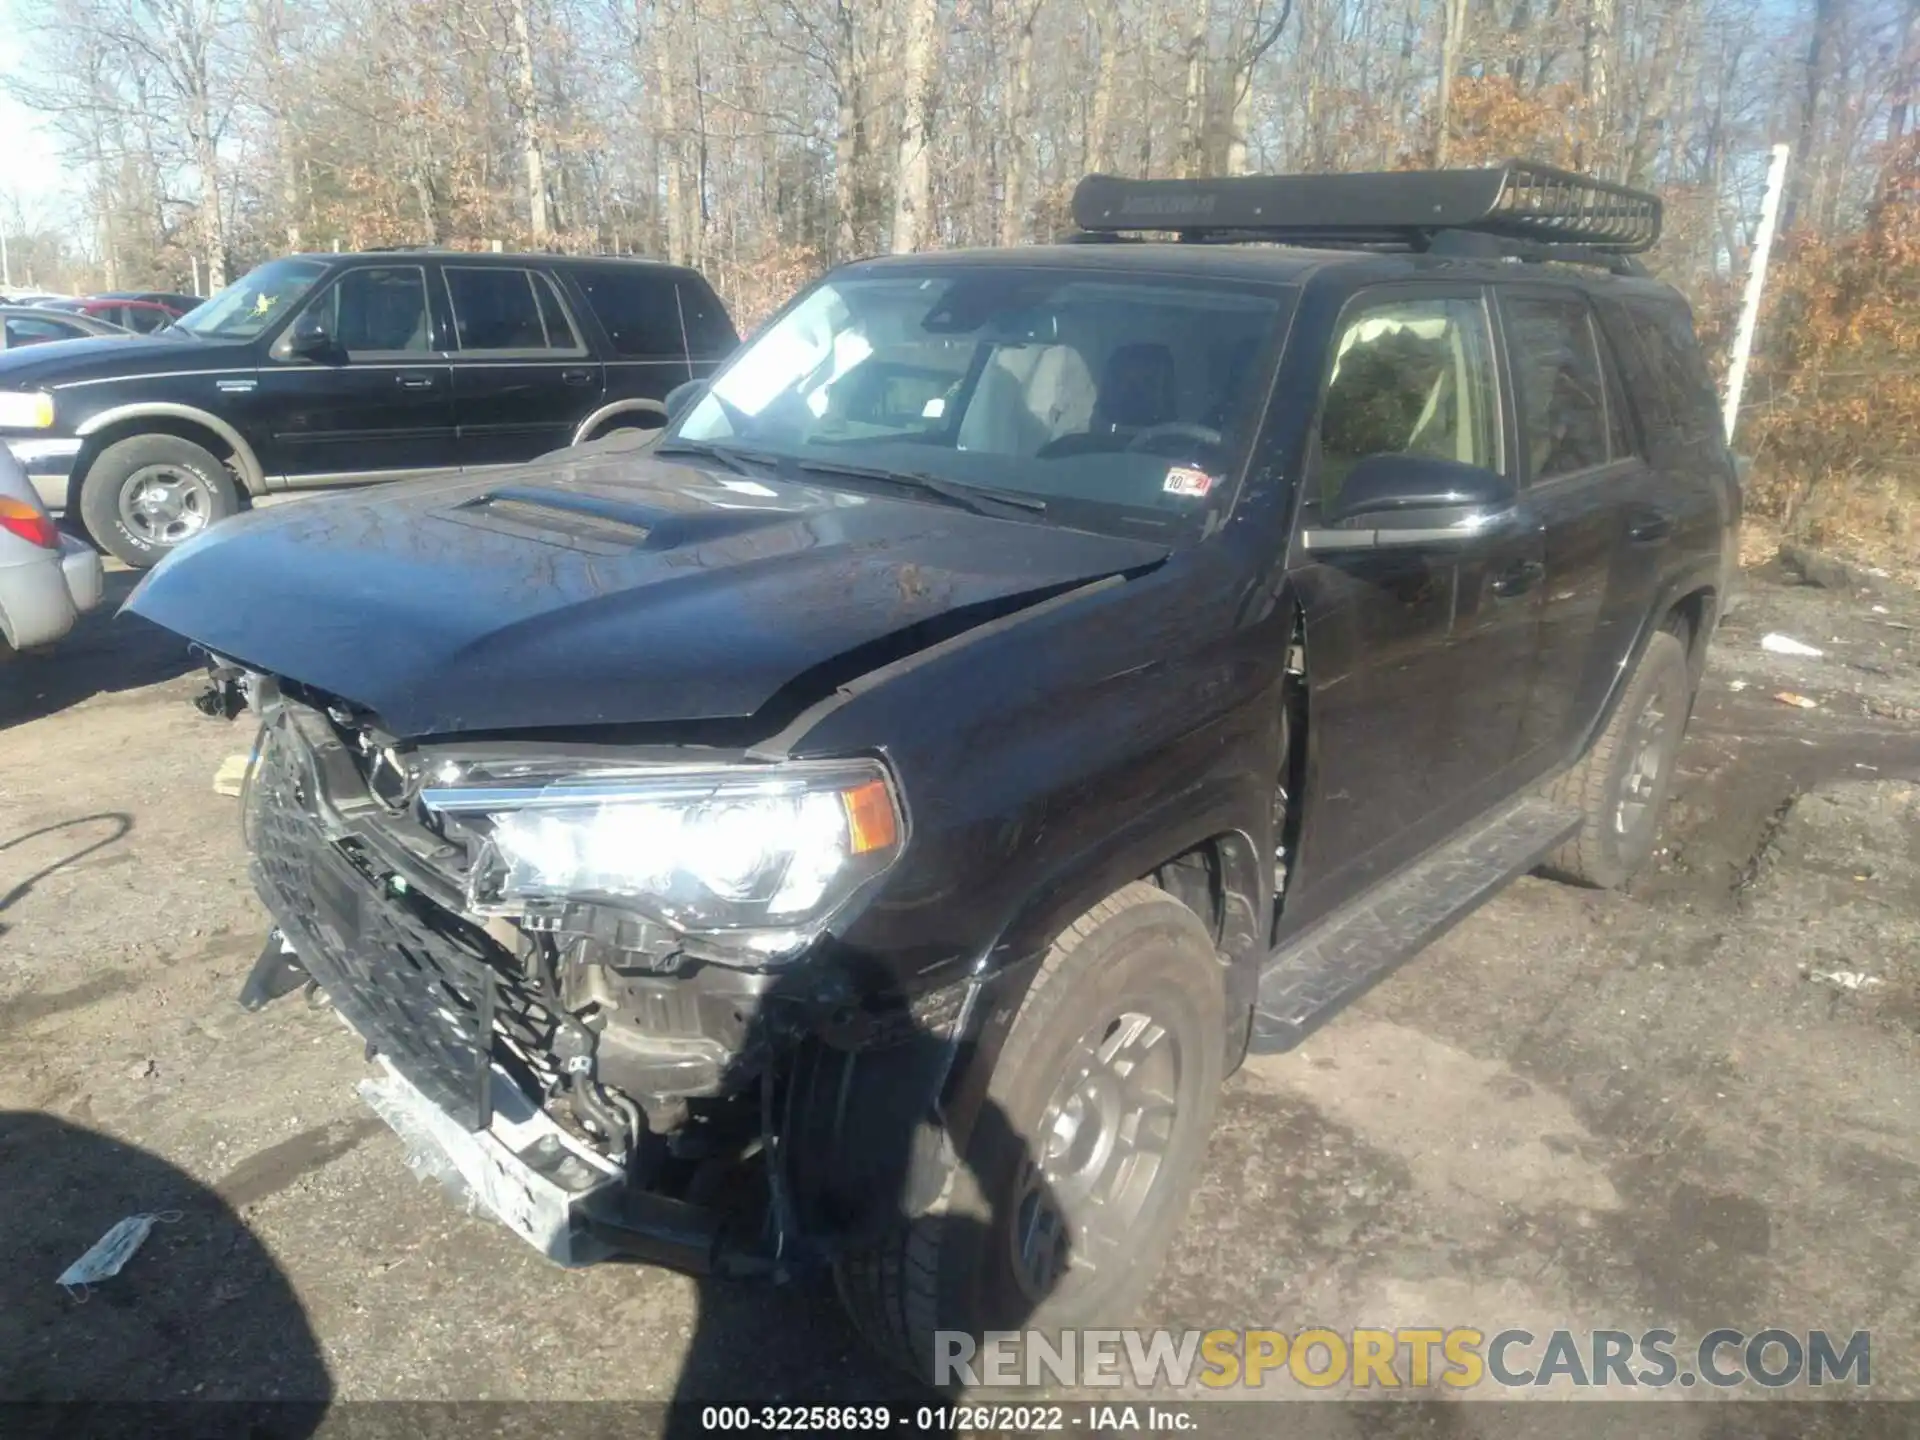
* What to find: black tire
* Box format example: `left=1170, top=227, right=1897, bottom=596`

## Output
left=78, top=433, right=239, bottom=568
left=834, top=881, right=1226, bottom=1386
left=1541, top=630, right=1691, bottom=889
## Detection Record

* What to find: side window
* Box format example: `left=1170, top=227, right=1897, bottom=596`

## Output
left=445, top=267, right=578, bottom=352
left=125, top=307, right=167, bottom=334
left=574, top=268, right=685, bottom=359
left=1505, top=296, right=1612, bottom=480
left=1317, top=295, right=1499, bottom=505
left=5, top=316, right=82, bottom=346
left=297, top=266, right=430, bottom=355
left=1624, top=299, right=1720, bottom=441
left=677, top=281, right=736, bottom=357
left=530, top=272, right=582, bottom=349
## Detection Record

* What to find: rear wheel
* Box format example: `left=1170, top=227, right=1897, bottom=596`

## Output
left=1541, top=629, right=1690, bottom=889
left=834, top=882, right=1225, bottom=1386
left=78, top=433, right=239, bottom=568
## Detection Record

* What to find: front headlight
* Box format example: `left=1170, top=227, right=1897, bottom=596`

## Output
left=0, top=391, right=55, bottom=429
left=421, top=759, right=904, bottom=944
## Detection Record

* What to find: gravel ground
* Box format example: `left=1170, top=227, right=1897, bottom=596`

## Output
left=1, top=557, right=1917, bottom=1432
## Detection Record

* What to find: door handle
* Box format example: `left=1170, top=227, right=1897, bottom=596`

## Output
left=1628, top=507, right=1674, bottom=543
left=396, top=374, right=437, bottom=390
left=560, top=368, right=595, bottom=386
left=1491, top=559, right=1545, bottom=598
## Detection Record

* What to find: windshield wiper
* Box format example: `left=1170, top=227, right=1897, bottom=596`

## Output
left=653, top=438, right=788, bottom=477
left=793, top=459, right=1047, bottom=519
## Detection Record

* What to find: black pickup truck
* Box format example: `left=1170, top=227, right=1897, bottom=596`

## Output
left=130, top=162, right=1738, bottom=1382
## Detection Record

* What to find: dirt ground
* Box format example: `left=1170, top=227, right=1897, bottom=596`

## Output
left=2, top=556, right=1918, bottom=1427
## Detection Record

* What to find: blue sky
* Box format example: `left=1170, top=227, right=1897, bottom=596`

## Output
left=0, top=1, right=75, bottom=226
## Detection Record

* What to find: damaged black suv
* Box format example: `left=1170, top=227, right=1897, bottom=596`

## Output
left=132, top=161, right=1738, bottom=1382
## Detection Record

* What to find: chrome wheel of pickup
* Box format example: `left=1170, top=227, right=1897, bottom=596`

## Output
left=120, top=463, right=217, bottom=546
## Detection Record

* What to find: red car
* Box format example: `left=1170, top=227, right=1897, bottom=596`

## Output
left=45, top=296, right=186, bottom=334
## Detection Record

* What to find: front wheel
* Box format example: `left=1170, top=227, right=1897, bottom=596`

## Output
left=834, top=882, right=1226, bottom=1386
left=1541, top=629, right=1691, bottom=889
left=78, top=433, right=240, bottom=568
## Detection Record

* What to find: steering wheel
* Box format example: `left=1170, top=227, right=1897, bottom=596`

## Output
left=1126, top=421, right=1224, bottom=455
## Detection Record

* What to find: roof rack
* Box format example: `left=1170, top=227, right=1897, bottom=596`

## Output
left=1069, top=159, right=1661, bottom=263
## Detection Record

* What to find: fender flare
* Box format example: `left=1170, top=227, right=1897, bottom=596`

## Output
left=570, top=399, right=667, bottom=447
left=784, top=796, right=1271, bottom=1245
left=1578, top=557, right=1725, bottom=755
left=73, top=403, right=267, bottom=496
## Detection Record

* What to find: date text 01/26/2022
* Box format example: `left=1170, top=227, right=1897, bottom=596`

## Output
left=697, top=1406, right=1195, bottom=1432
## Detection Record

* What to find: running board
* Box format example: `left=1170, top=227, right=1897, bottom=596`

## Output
left=1249, top=796, right=1581, bottom=1053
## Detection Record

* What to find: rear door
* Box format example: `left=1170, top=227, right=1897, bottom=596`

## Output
left=444, top=264, right=601, bottom=467
left=1500, top=288, right=1666, bottom=767
left=1285, top=285, right=1545, bottom=906
left=566, top=263, right=693, bottom=423
left=254, top=263, right=457, bottom=486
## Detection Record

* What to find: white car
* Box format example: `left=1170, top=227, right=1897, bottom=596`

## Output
left=0, top=445, right=104, bottom=653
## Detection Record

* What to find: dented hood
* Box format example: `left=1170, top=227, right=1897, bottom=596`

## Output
left=127, top=448, right=1168, bottom=737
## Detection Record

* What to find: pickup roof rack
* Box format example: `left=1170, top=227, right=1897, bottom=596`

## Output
left=1069, top=159, right=1661, bottom=272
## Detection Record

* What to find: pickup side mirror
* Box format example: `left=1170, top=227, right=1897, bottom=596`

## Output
left=664, top=378, right=708, bottom=425
left=1319, top=454, right=1517, bottom=542
left=287, top=310, right=334, bottom=359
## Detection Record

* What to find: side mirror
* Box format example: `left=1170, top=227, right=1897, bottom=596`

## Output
left=1323, top=454, right=1515, bottom=530
left=288, top=311, right=333, bottom=359
left=664, top=378, right=708, bottom=425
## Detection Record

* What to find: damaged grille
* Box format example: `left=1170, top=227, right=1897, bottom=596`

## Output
left=247, top=711, right=499, bottom=1130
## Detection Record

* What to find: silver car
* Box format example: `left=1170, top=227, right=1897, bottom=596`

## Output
left=0, top=444, right=104, bottom=653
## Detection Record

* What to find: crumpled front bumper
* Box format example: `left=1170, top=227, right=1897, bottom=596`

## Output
left=357, top=1056, right=625, bottom=1265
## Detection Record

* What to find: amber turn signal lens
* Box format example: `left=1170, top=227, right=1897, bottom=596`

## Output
left=840, top=778, right=899, bottom=855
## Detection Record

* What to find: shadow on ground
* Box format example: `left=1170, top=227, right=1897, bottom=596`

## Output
left=0, top=569, right=197, bottom=731
left=0, top=1111, right=330, bottom=1411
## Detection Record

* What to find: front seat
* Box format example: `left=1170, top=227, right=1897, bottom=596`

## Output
left=1037, top=342, right=1179, bottom=457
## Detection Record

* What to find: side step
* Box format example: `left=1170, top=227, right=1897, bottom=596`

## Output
left=1249, top=795, right=1581, bottom=1053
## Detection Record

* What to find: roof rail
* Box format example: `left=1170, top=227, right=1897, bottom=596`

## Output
left=1070, top=159, right=1662, bottom=256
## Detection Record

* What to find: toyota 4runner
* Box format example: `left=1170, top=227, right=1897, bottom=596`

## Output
left=129, top=161, right=1739, bottom=1383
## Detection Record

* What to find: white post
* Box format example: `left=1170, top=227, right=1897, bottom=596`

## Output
left=1, top=227, right=11, bottom=289
left=1722, top=143, right=1791, bottom=444
left=191, top=253, right=202, bottom=296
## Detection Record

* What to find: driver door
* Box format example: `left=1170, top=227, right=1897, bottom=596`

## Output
left=1281, top=286, right=1546, bottom=920
left=252, top=264, right=457, bottom=486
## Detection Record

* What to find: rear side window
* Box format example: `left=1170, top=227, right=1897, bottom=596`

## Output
left=445, top=267, right=583, bottom=353
left=677, top=281, right=737, bottom=357
left=1621, top=299, right=1720, bottom=440
left=1316, top=295, right=1501, bottom=505
left=1504, top=296, right=1615, bottom=480
left=574, top=267, right=686, bottom=359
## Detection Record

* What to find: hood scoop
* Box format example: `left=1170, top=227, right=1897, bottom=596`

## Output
left=439, top=486, right=655, bottom=555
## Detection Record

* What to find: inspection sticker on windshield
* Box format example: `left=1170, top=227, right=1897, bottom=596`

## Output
left=1163, top=466, right=1215, bottom=498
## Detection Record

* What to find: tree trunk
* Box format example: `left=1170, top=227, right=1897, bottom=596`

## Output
left=1787, top=0, right=1837, bottom=230
left=1581, top=0, right=1615, bottom=169
left=833, top=1, right=861, bottom=259
left=509, top=0, right=550, bottom=242
left=891, top=0, right=940, bottom=252
left=1435, top=0, right=1467, bottom=165
left=1000, top=0, right=1038, bottom=246
left=1088, top=0, right=1120, bottom=172
left=1182, top=0, right=1208, bottom=176
left=655, top=16, right=687, bottom=264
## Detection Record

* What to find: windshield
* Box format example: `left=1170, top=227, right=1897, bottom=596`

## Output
left=173, top=258, right=329, bottom=340
left=669, top=268, right=1287, bottom=538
